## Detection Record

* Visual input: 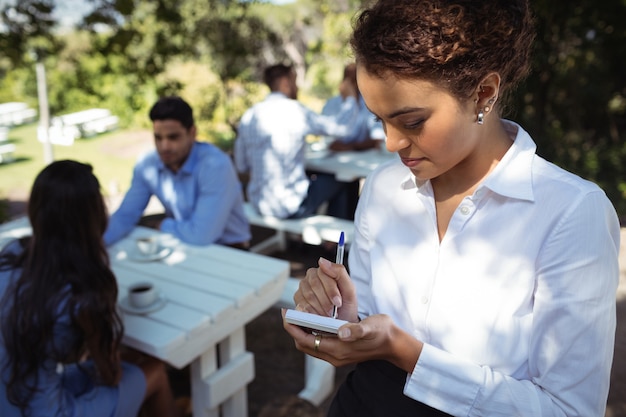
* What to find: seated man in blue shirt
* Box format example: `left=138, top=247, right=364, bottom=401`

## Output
left=321, top=63, right=385, bottom=151
left=104, top=96, right=251, bottom=248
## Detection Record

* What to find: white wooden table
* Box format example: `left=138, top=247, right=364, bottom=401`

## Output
left=305, top=146, right=397, bottom=182
left=0, top=102, right=37, bottom=126
left=0, top=219, right=290, bottom=417
left=43, top=108, right=119, bottom=146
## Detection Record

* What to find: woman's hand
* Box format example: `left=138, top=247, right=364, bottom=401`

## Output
left=294, top=257, right=358, bottom=323
left=283, top=257, right=423, bottom=371
left=282, top=312, right=423, bottom=372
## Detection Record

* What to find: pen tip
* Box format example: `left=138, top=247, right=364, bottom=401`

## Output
left=339, top=231, right=345, bottom=245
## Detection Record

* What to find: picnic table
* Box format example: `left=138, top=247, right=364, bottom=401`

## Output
left=0, top=126, right=14, bottom=163
left=43, top=108, right=119, bottom=146
left=0, top=102, right=37, bottom=127
left=305, top=145, right=397, bottom=182
left=0, top=218, right=290, bottom=417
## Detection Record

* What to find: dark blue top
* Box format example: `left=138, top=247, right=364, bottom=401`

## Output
left=0, top=240, right=146, bottom=417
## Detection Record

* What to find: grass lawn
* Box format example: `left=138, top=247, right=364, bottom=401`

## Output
left=0, top=123, right=152, bottom=205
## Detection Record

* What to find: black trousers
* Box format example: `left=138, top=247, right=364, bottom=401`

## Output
left=327, top=360, right=453, bottom=417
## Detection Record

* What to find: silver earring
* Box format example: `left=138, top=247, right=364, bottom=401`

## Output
left=477, top=110, right=484, bottom=125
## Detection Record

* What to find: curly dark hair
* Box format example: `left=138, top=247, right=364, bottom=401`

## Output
left=350, top=0, right=536, bottom=106
left=0, top=160, right=123, bottom=414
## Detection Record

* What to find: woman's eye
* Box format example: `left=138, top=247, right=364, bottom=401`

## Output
left=405, top=119, right=424, bottom=130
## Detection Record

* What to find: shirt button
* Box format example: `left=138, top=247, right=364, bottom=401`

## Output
left=460, top=206, right=470, bottom=215
left=420, top=296, right=429, bottom=304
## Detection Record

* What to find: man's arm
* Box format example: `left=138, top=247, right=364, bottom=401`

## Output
left=233, top=110, right=252, bottom=175
left=328, top=137, right=383, bottom=151
left=159, top=152, right=242, bottom=245
left=305, top=96, right=361, bottom=139
left=103, top=163, right=153, bottom=246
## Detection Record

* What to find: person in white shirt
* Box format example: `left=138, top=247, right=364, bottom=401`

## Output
left=321, top=63, right=385, bottom=152
left=234, top=64, right=361, bottom=220
left=283, top=1, right=620, bottom=416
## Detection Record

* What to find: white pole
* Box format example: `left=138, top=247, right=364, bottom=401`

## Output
left=36, top=60, right=54, bottom=164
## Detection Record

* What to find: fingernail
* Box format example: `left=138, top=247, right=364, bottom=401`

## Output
left=319, top=257, right=331, bottom=267
left=332, top=296, right=342, bottom=307
left=339, top=327, right=351, bottom=338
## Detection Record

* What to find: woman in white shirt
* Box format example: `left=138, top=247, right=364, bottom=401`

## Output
left=283, top=0, right=620, bottom=416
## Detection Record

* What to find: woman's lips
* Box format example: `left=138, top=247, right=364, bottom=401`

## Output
left=400, top=157, right=425, bottom=168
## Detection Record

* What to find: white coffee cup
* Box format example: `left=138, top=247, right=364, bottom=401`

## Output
left=136, top=237, right=158, bottom=256
left=128, top=281, right=158, bottom=308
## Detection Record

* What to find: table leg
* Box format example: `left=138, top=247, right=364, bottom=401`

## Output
left=191, top=346, right=219, bottom=417
left=190, top=327, right=254, bottom=417
left=218, top=328, right=249, bottom=417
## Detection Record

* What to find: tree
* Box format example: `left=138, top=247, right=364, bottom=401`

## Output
left=0, top=0, right=57, bottom=68
left=510, top=0, right=626, bottom=216
left=2, top=0, right=625, bottom=217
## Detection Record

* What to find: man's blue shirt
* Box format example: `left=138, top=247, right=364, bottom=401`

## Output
left=321, top=94, right=385, bottom=143
left=104, top=142, right=251, bottom=246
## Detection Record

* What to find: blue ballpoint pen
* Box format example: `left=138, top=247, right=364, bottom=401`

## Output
left=332, top=231, right=345, bottom=319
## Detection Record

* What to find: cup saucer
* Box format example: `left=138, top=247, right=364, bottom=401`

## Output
left=128, top=246, right=172, bottom=262
left=119, top=294, right=167, bottom=315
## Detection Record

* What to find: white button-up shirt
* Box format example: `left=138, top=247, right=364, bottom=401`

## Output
left=234, top=92, right=359, bottom=218
left=349, top=120, right=620, bottom=416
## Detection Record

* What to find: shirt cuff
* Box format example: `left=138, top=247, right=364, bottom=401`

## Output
left=159, top=217, right=175, bottom=235
left=404, top=343, right=481, bottom=416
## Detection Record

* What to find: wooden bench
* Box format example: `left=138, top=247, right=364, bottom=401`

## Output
left=243, top=202, right=353, bottom=255
left=0, top=143, right=16, bottom=164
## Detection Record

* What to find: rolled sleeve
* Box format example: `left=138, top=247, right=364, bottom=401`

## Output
left=159, top=150, right=249, bottom=245
left=104, top=160, right=153, bottom=246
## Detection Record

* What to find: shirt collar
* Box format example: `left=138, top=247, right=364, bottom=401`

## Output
left=403, top=120, right=536, bottom=202
left=267, top=92, right=290, bottom=100
left=480, top=120, right=535, bottom=202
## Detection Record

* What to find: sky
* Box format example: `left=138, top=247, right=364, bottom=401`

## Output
left=0, top=0, right=297, bottom=29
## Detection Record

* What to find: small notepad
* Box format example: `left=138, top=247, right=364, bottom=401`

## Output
left=285, top=309, right=348, bottom=335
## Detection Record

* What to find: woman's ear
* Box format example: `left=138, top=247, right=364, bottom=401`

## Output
left=475, top=72, right=501, bottom=108
left=473, top=73, right=502, bottom=125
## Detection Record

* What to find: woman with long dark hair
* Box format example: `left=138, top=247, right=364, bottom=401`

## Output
left=0, top=160, right=178, bottom=416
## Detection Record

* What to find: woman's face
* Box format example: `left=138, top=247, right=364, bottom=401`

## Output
left=357, top=66, right=482, bottom=183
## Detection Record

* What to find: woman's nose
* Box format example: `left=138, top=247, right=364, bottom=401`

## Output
left=384, top=128, right=409, bottom=153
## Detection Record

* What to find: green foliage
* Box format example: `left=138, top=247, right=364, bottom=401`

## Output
left=509, top=0, right=626, bottom=216
left=1, top=0, right=625, bottom=218
left=0, top=123, right=144, bottom=203
left=0, top=0, right=56, bottom=68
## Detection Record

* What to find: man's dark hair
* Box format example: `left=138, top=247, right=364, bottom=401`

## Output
left=149, top=96, right=194, bottom=129
left=263, top=64, right=293, bottom=91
